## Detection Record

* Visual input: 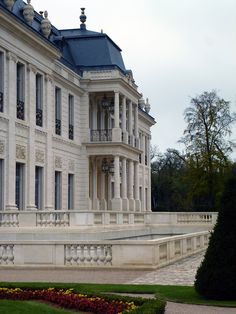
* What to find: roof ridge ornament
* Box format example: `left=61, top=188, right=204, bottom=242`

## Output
left=41, top=10, right=52, bottom=38
left=80, top=8, right=86, bottom=30
left=3, top=0, right=15, bottom=11
left=23, top=0, right=35, bottom=25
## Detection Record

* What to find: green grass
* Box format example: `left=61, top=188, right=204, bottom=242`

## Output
left=0, top=300, right=86, bottom=314
left=1, top=282, right=236, bottom=308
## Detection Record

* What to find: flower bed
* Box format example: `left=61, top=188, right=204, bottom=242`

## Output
left=0, top=287, right=136, bottom=314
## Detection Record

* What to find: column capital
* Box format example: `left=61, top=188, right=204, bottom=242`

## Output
left=45, top=73, right=53, bottom=83
left=27, top=63, right=37, bottom=74
left=7, top=51, right=18, bottom=63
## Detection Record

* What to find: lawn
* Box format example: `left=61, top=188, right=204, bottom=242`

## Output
left=0, top=282, right=236, bottom=308
left=0, top=300, right=87, bottom=314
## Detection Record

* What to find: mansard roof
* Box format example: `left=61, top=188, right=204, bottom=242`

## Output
left=0, top=0, right=127, bottom=75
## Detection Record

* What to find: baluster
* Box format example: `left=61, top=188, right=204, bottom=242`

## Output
left=64, top=213, right=69, bottom=226
left=49, top=213, right=54, bottom=226
left=105, top=245, right=112, bottom=265
left=92, top=245, right=99, bottom=265
left=41, top=213, right=46, bottom=227
left=85, top=245, right=92, bottom=264
left=65, top=245, right=72, bottom=265
left=98, top=245, right=106, bottom=265
left=2, top=246, right=8, bottom=264
left=79, top=245, right=85, bottom=265
left=7, top=245, right=14, bottom=265
left=0, top=246, right=2, bottom=264
left=71, top=245, right=78, bottom=265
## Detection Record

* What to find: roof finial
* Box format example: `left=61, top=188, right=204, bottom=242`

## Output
left=80, top=7, right=86, bottom=30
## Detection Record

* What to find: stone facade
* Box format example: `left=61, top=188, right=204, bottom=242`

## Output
left=0, top=1, right=155, bottom=215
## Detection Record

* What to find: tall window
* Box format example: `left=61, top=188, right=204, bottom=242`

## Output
left=55, top=87, right=61, bottom=135
left=68, top=94, right=74, bottom=140
left=0, top=159, right=4, bottom=210
left=35, top=166, right=43, bottom=209
left=16, top=63, right=25, bottom=120
left=68, top=174, right=74, bottom=209
left=36, top=74, right=43, bottom=127
left=55, top=171, right=61, bottom=210
left=16, top=163, right=24, bottom=210
left=0, top=52, right=4, bottom=113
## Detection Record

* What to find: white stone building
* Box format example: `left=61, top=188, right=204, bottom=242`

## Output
left=0, top=0, right=155, bottom=217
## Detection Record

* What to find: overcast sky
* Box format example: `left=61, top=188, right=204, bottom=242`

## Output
left=33, top=0, right=236, bottom=157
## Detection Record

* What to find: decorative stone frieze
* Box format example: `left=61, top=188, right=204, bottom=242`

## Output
left=55, top=156, right=62, bottom=169
left=35, top=149, right=44, bottom=163
left=16, top=144, right=26, bottom=160
left=68, top=160, right=75, bottom=172
left=0, top=141, right=4, bottom=155
left=23, top=0, right=35, bottom=24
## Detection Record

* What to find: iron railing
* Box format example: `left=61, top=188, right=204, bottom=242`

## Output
left=90, top=129, right=112, bottom=142
left=0, top=92, right=3, bottom=112
left=16, top=99, right=24, bottom=120
left=36, top=108, right=43, bottom=127
left=55, top=119, right=61, bottom=135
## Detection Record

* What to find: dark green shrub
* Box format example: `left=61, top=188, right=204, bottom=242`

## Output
left=195, top=174, right=236, bottom=299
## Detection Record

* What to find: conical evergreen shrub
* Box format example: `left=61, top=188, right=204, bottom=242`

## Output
left=195, top=174, right=236, bottom=299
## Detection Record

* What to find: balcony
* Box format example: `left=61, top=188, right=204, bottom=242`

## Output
left=90, top=129, right=112, bottom=142
left=16, top=99, right=24, bottom=120
left=36, top=108, right=43, bottom=127
left=0, top=92, right=3, bottom=112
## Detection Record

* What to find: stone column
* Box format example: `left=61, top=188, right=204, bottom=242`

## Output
left=122, top=158, right=129, bottom=210
left=111, top=156, right=122, bottom=210
left=44, top=74, right=54, bottom=210
left=146, top=136, right=152, bottom=211
left=26, top=64, right=37, bottom=210
left=134, top=161, right=141, bottom=211
left=100, top=170, right=107, bottom=210
left=5, top=52, right=18, bottom=211
left=112, top=91, right=121, bottom=141
left=92, top=157, right=99, bottom=210
left=128, top=100, right=133, bottom=145
left=121, top=96, right=128, bottom=143
left=128, top=160, right=135, bottom=211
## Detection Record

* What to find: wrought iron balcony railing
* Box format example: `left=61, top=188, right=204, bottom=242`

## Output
left=69, top=124, right=74, bottom=140
left=16, top=99, right=24, bottom=120
left=36, top=108, right=43, bottom=127
left=55, top=119, right=61, bottom=135
left=90, top=129, right=112, bottom=142
left=0, top=92, right=3, bottom=113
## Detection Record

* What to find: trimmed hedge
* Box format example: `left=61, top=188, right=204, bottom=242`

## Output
left=195, top=174, right=236, bottom=300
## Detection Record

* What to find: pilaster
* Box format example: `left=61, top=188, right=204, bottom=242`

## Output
left=128, top=159, right=134, bottom=211
left=44, top=74, right=54, bottom=210
left=112, top=90, right=121, bottom=141
left=26, top=64, right=37, bottom=210
left=121, top=157, right=129, bottom=210
left=5, top=52, right=17, bottom=210
left=111, top=155, right=122, bottom=210
left=134, top=161, right=141, bottom=211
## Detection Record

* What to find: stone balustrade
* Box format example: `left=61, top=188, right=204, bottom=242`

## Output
left=0, top=211, right=217, bottom=228
left=65, top=244, right=112, bottom=266
left=0, top=213, right=19, bottom=227
left=36, top=212, right=70, bottom=227
left=0, top=231, right=209, bottom=268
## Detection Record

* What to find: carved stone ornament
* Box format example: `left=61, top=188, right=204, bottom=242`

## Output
left=55, top=156, right=62, bottom=168
left=23, top=0, right=35, bottom=24
left=4, top=0, right=15, bottom=11
left=145, top=97, right=151, bottom=113
left=68, top=160, right=75, bottom=172
left=41, top=11, right=52, bottom=38
left=35, top=150, right=44, bottom=163
left=138, top=95, right=145, bottom=110
left=16, top=145, right=26, bottom=160
left=0, top=141, right=4, bottom=155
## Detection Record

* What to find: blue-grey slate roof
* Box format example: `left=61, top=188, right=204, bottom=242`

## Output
left=0, top=0, right=127, bottom=75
